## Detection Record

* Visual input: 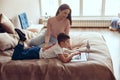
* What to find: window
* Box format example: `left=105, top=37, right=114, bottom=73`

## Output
left=40, top=0, right=120, bottom=17
left=41, top=0, right=58, bottom=17
left=83, top=0, right=102, bottom=16
left=61, top=0, right=80, bottom=16
left=105, top=0, right=120, bottom=16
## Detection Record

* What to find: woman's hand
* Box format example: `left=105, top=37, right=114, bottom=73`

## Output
left=43, top=43, right=56, bottom=51
left=44, top=42, right=49, bottom=48
left=42, top=43, right=49, bottom=51
left=42, top=47, right=47, bottom=52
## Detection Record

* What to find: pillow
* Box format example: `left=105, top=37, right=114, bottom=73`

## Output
left=0, top=33, right=17, bottom=51
left=27, top=24, right=44, bottom=33
left=10, top=16, right=22, bottom=29
left=0, top=14, right=15, bottom=34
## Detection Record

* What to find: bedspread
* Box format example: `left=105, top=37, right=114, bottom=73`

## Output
left=0, top=32, right=116, bottom=80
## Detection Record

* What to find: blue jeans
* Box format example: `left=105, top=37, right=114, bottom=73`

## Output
left=12, top=43, right=40, bottom=60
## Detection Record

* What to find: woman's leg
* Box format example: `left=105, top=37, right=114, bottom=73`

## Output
left=41, top=35, right=57, bottom=46
left=28, top=30, right=46, bottom=47
left=38, top=35, right=57, bottom=47
left=28, top=30, right=57, bottom=47
left=49, top=36, right=57, bottom=44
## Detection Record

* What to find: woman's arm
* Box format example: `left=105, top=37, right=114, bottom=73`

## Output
left=64, top=20, right=72, bottom=50
left=65, top=20, right=71, bottom=35
left=45, top=19, right=51, bottom=47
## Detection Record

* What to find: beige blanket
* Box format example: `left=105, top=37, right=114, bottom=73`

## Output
left=0, top=32, right=115, bottom=80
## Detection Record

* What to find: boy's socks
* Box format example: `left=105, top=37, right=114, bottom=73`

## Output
left=15, top=28, right=26, bottom=41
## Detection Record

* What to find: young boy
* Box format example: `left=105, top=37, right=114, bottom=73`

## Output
left=12, top=29, right=79, bottom=62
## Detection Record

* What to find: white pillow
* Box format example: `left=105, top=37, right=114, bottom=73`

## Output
left=0, top=33, right=17, bottom=51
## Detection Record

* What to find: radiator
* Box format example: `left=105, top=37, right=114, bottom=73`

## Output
left=72, top=19, right=111, bottom=27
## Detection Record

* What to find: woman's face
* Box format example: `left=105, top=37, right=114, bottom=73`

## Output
left=59, top=9, right=70, bottom=18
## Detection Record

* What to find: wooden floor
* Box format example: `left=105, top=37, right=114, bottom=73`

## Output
left=70, top=27, right=120, bottom=80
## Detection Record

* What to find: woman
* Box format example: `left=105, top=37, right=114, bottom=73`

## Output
left=28, top=4, right=72, bottom=48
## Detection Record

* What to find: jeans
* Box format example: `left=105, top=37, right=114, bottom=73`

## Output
left=12, top=43, right=40, bottom=60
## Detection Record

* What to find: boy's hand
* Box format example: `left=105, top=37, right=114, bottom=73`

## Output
left=74, top=51, right=81, bottom=55
left=69, top=51, right=80, bottom=60
left=63, top=53, right=69, bottom=58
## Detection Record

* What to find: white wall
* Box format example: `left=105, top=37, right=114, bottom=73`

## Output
left=0, top=0, right=40, bottom=26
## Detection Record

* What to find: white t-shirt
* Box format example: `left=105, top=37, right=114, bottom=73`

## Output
left=39, top=43, right=63, bottom=59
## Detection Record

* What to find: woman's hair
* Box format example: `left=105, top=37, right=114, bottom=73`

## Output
left=57, top=33, right=70, bottom=44
left=55, top=4, right=72, bottom=25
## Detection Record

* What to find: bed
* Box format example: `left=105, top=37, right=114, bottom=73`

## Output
left=0, top=13, right=116, bottom=80
left=0, top=29, right=116, bottom=80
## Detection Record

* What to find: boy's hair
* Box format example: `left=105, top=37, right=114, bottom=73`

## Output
left=57, top=33, right=70, bottom=44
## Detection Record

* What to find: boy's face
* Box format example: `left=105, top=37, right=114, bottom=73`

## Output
left=63, top=39, right=71, bottom=48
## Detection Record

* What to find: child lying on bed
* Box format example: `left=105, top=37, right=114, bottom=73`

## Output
left=12, top=29, right=80, bottom=62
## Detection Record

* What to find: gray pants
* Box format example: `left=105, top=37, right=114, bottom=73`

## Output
left=28, top=30, right=57, bottom=47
